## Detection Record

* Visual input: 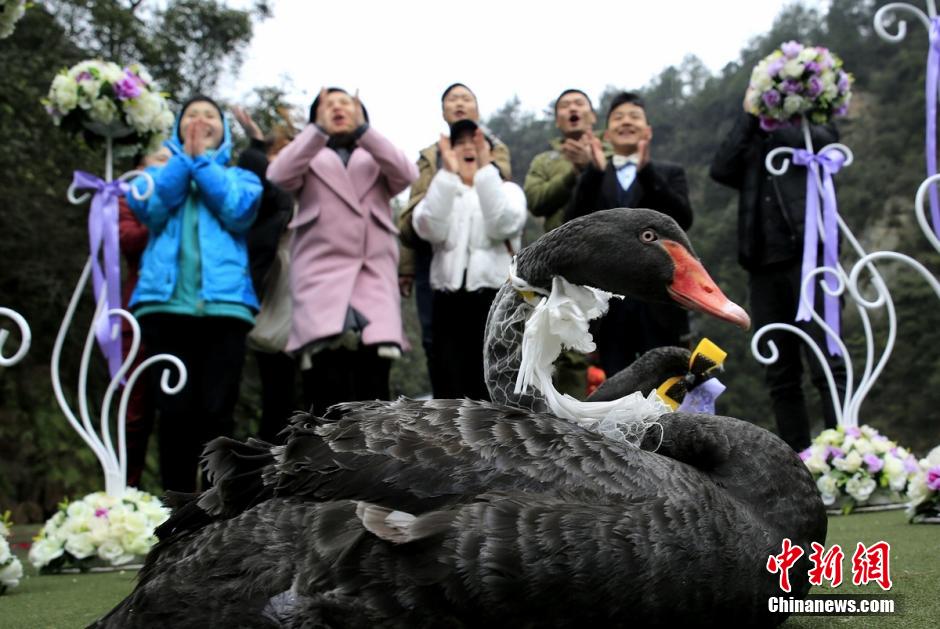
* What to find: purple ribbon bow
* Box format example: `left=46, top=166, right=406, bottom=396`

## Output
left=927, top=18, right=940, bottom=239
left=677, top=378, right=726, bottom=415
left=792, top=148, right=845, bottom=356
left=71, top=171, right=129, bottom=379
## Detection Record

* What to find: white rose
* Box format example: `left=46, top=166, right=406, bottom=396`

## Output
left=824, top=83, right=839, bottom=99
left=28, top=537, right=65, bottom=568
left=0, top=556, right=23, bottom=588
left=872, top=438, right=892, bottom=455
left=85, top=492, right=117, bottom=511
left=882, top=455, right=908, bottom=491
left=907, top=474, right=929, bottom=505
left=0, top=538, right=10, bottom=565
left=845, top=474, right=877, bottom=503
left=783, top=95, right=804, bottom=115
left=66, top=500, right=93, bottom=520
left=782, top=59, right=805, bottom=79
left=64, top=532, right=96, bottom=559
left=833, top=451, right=862, bottom=473
left=88, top=518, right=110, bottom=546
left=100, top=62, right=124, bottom=83
left=805, top=453, right=830, bottom=475
left=818, top=429, right=841, bottom=445
left=798, top=47, right=817, bottom=63
left=122, top=533, right=155, bottom=557
left=97, top=539, right=133, bottom=566
left=852, top=439, right=873, bottom=456
left=752, top=70, right=773, bottom=92
left=89, top=97, right=119, bottom=124
left=926, top=445, right=940, bottom=467
left=50, top=75, right=78, bottom=111
left=816, top=474, right=839, bottom=505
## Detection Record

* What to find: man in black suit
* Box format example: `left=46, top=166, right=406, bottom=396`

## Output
left=565, top=92, right=693, bottom=378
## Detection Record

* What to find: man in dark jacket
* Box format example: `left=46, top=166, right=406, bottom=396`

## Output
left=710, top=102, right=846, bottom=451
left=566, top=92, right=693, bottom=378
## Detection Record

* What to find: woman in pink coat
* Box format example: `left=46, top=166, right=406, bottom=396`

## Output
left=267, top=88, right=418, bottom=414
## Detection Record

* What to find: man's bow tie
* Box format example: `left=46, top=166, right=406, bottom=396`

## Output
left=612, top=154, right=639, bottom=169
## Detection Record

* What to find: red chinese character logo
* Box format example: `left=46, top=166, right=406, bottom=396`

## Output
left=767, top=538, right=805, bottom=593
left=851, top=541, right=892, bottom=590
left=807, top=542, right=844, bottom=587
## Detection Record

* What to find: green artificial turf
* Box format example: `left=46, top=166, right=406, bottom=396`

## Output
left=2, top=511, right=937, bottom=628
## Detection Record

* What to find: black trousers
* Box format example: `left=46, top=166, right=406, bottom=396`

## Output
left=431, top=288, right=497, bottom=401
left=300, top=345, right=391, bottom=416
left=595, top=298, right=690, bottom=378
left=749, top=263, right=847, bottom=451
left=140, top=313, right=249, bottom=493
left=255, top=350, right=298, bottom=443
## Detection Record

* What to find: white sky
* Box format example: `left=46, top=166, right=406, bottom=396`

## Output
left=222, top=0, right=827, bottom=160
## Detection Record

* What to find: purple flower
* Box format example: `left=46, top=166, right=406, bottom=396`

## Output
left=845, top=427, right=861, bottom=438
left=781, top=40, right=804, bottom=59
left=762, top=89, right=782, bottom=108
left=805, top=77, right=823, bottom=98
left=927, top=467, right=940, bottom=491
left=95, top=508, right=109, bottom=518
left=834, top=104, right=848, bottom=117
left=76, top=71, right=93, bottom=82
left=804, top=61, right=821, bottom=74
left=767, top=58, right=785, bottom=77
left=799, top=448, right=812, bottom=461
left=863, top=453, right=884, bottom=473
left=827, top=446, right=845, bottom=460
left=114, top=70, right=143, bottom=100
left=759, top=116, right=782, bottom=132
left=905, top=455, right=920, bottom=474
left=837, top=71, right=851, bottom=92
left=781, top=79, right=803, bottom=94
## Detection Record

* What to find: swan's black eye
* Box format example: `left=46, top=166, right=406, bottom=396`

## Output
left=639, top=229, right=658, bottom=243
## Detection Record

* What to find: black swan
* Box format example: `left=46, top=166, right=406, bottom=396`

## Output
left=93, top=209, right=826, bottom=628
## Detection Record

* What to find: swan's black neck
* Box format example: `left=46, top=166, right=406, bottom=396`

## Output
left=483, top=284, right=548, bottom=412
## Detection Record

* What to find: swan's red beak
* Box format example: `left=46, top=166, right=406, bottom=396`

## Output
left=662, top=240, right=751, bottom=330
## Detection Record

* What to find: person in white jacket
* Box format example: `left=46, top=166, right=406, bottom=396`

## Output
left=413, top=119, right=527, bottom=400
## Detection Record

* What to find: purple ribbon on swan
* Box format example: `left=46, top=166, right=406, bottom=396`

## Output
left=71, top=171, right=128, bottom=379
left=792, top=147, right=844, bottom=356
left=926, top=18, right=940, bottom=239
left=677, top=378, right=726, bottom=415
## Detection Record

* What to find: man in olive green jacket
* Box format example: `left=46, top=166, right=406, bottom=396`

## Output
left=523, top=88, right=606, bottom=398
left=397, top=83, right=511, bottom=396
left=525, top=88, right=601, bottom=233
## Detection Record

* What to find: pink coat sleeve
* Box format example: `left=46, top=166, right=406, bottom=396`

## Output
left=266, top=124, right=329, bottom=192
left=356, top=127, right=419, bottom=196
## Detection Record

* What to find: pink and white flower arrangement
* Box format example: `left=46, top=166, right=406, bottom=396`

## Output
left=0, top=1, right=27, bottom=40
left=43, top=60, right=174, bottom=151
left=907, top=445, right=940, bottom=523
left=800, top=425, right=919, bottom=514
left=745, top=41, right=853, bottom=131
left=28, top=488, right=169, bottom=573
left=0, top=512, right=23, bottom=594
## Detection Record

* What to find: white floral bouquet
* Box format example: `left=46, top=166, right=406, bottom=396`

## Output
left=44, top=59, right=174, bottom=152
left=0, top=1, right=26, bottom=39
left=907, top=445, right=940, bottom=523
left=745, top=41, right=853, bottom=131
left=28, top=488, right=169, bottom=573
left=0, top=512, right=24, bottom=594
left=800, top=425, right=919, bottom=514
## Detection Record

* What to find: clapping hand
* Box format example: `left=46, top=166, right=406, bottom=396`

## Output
left=473, top=129, right=492, bottom=169
left=636, top=127, right=652, bottom=170
left=560, top=134, right=593, bottom=170
left=438, top=134, right=459, bottom=173
left=184, top=119, right=211, bottom=157
left=232, top=106, right=263, bottom=141
left=353, top=89, right=366, bottom=128
left=588, top=135, right=607, bottom=170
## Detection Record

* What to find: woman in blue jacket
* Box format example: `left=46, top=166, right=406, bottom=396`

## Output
left=129, top=95, right=262, bottom=492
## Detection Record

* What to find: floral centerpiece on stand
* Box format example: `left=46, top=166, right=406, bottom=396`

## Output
left=44, top=59, right=174, bottom=152
left=0, top=1, right=27, bottom=39
left=800, top=425, right=920, bottom=514
left=745, top=40, right=853, bottom=131
left=907, top=446, right=940, bottom=523
left=0, top=512, right=24, bottom=594
left=28, top=488, right=170, bottom=573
